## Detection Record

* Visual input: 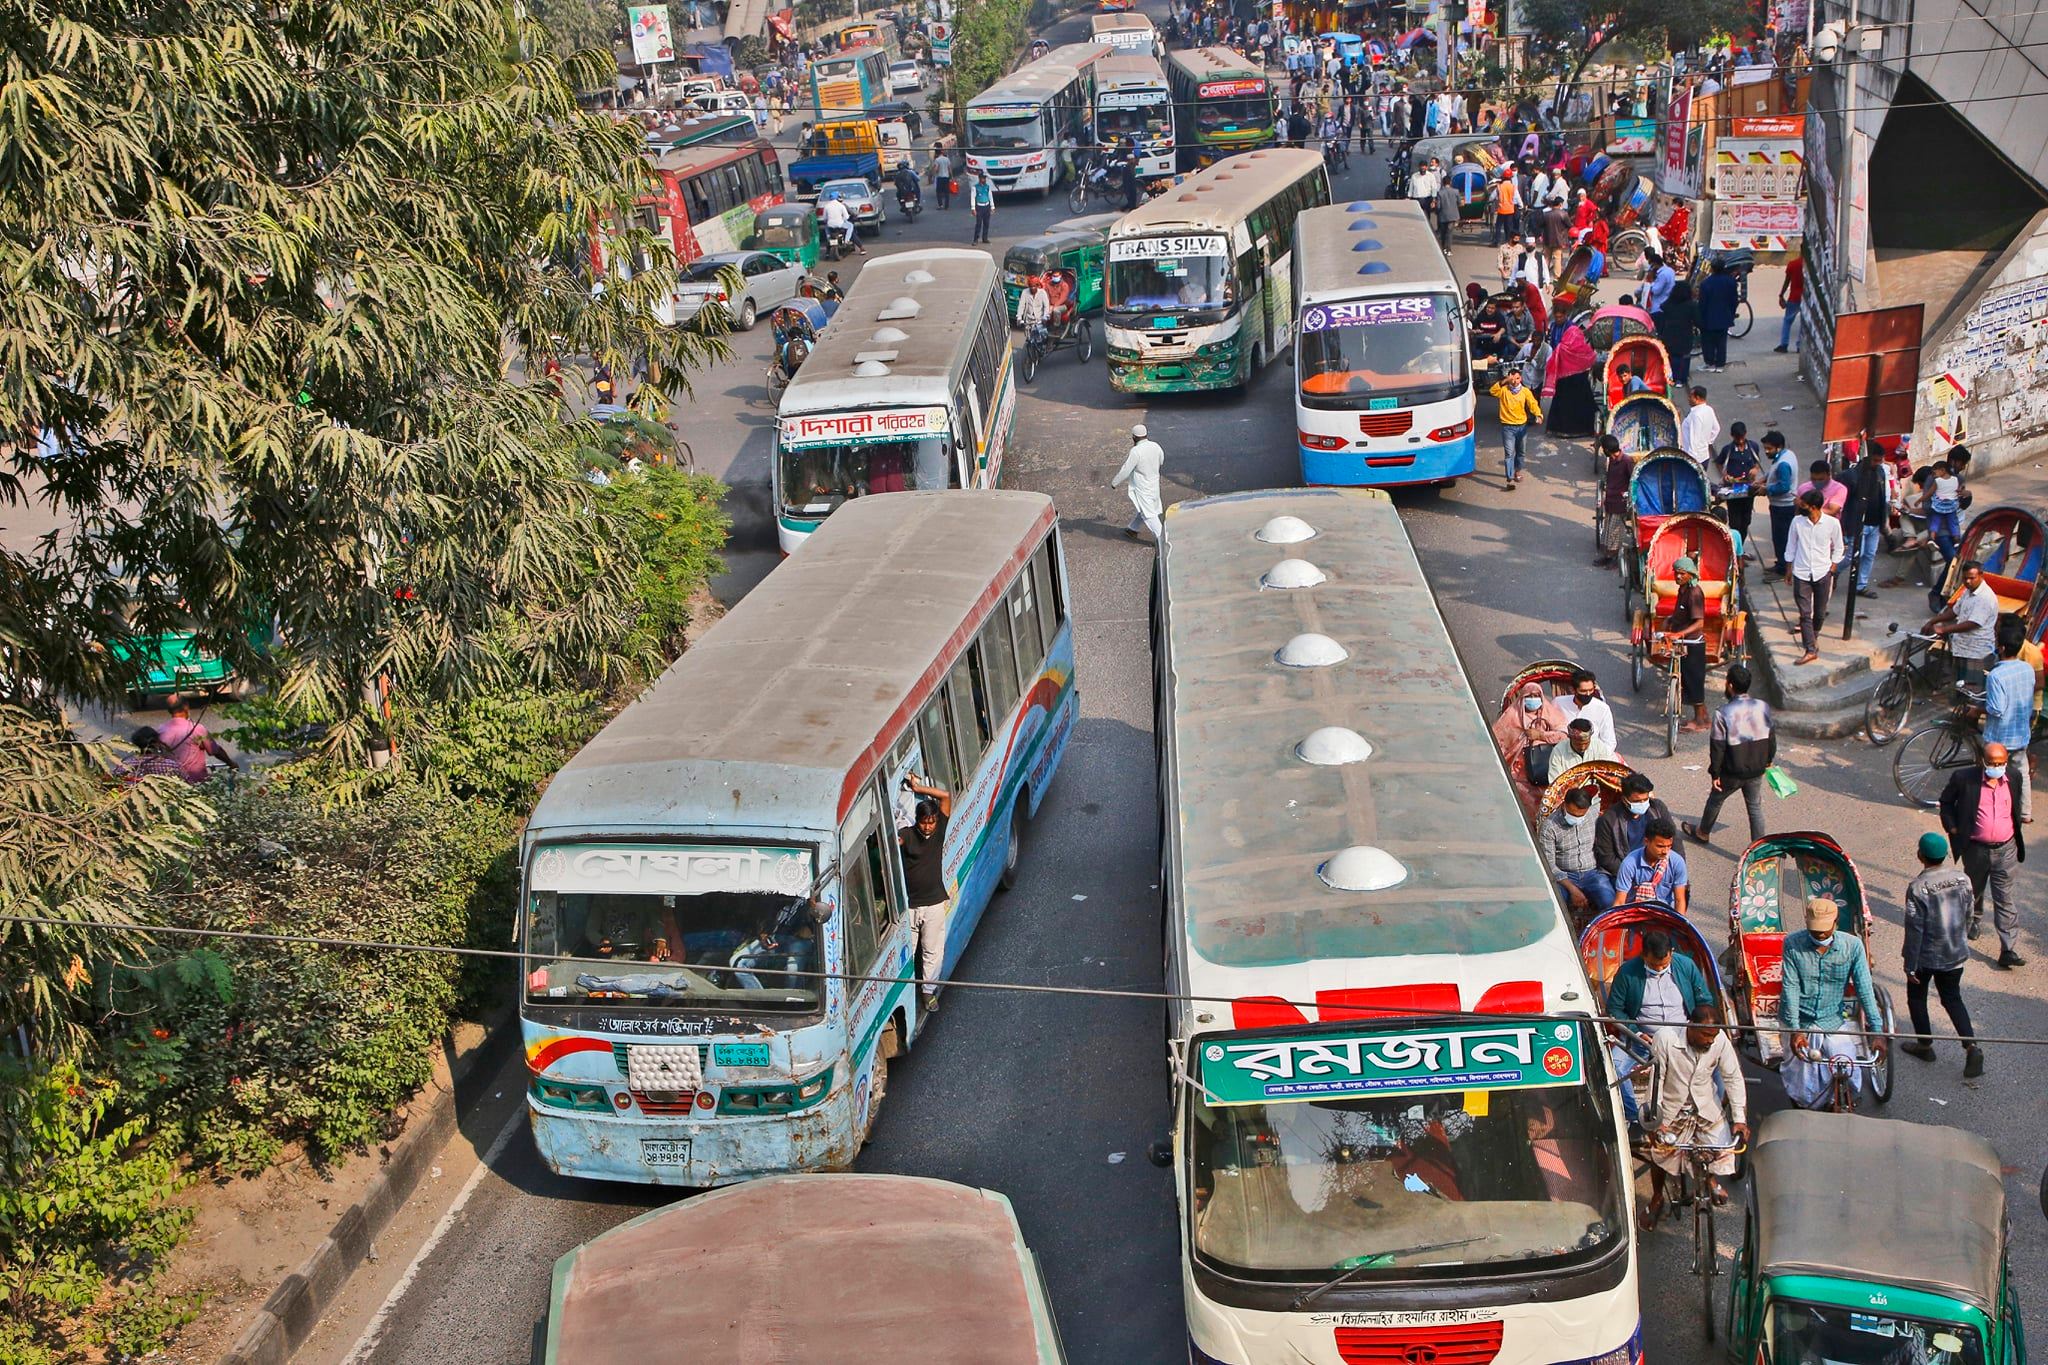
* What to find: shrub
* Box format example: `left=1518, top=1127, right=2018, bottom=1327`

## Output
left=598, top=465, right=730, bottom=659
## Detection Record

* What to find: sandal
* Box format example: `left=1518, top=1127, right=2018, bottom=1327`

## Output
left=1709, top=1179, right=1729, bottom=1206
left=1681, top=822, right=1711, bottom=844
left=1636, top=1195, right=1664, bottom=1231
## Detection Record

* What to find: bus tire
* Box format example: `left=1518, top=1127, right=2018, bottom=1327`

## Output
left=998, top=803, right=1025, bottom=890
left=858, top=1052, right=888, bottom=1147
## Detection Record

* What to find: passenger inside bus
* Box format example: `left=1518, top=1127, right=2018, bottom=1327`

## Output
left=529, top=887, right=824, bottom=1006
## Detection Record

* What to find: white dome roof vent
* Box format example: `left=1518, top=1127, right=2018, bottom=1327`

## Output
left=872, top=326, right=911, bottom=343
left=903, top=269, right=937, bottom=284
left=1261, top=558, right=1327, bottom=590
left=853, top=360, right=892, bottom=377
left=1296, top=727, right=1373, bottom=765
left=877, top=296, right=924, bottom=320
left=1255, top=515, right=1317, bottom=545
left=1276, top=633, right=1347, bottom=668
left=1318, top=845, right=1408, bottom=891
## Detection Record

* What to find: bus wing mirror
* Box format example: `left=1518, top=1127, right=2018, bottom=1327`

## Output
left=1148, top=1138, right=1174, bottom=1168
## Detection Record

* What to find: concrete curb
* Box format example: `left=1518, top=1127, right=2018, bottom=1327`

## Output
left=217, top=1009, right=517, bottom=1365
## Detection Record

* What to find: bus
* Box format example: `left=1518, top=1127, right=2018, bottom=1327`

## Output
left=1089, top=11, right=1160, bottom=54
left=837, top=19, right=899, bottom=63
left=963, top=43, right=1108, bottom=195
left=1091, top=51, right=1175, bottom=180
left=1166, top=47, right=1276, bottom=169
left=520, top=491, right=1077, bottom=1187
left=1103, top=149, right=1328, bottom=394
left=772, top=248, right=1015, bottom=553
left=605, top=137, right=784, bottom=285
left=1292, top=201, right=1478, bottom=486
left=545, top=1175, right=1068, bottom=1362
left=811, top=44, right=890, bottom=116
left=1154, top=488, right=1639, bottom=1365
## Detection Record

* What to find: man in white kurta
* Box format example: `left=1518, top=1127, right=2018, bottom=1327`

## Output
left=1643, top=1004, right=1748, bottom=1220
left=1112, top=423, right=1165, bottom=539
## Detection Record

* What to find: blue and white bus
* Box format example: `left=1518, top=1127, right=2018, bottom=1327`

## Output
left=964, top=43, right=1107, bottom=195
left=519, top=491, right=1077, bottom=1185
left=1291, top=201, right=1477, bottom=485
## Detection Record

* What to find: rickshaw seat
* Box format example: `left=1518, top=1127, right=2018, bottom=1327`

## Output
left=1982, top=572, right=2031, bottom=614
left=1650, top=579, right=1731, bottom=617
left=1739, top=931, right=1785, bottom=990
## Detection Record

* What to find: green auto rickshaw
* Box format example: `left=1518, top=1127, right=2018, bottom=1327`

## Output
left=751, top=203, right=820, bottom=273
left=1001, top=213, right=1116, bottom=322
left=1728, top=1111, right=2027, bottom=1365
left=107, top=611, right=271, bottom=707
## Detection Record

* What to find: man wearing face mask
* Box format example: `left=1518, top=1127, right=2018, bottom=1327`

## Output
left=1537, top=785, right=1612, bottom=918
left=1594, top=771, right=1667, bottom=880
left=1939, top=741, right=2027, bottom=968
left=1611, top=818, right=1688, bottom=916
left=1778, top=898, right=1887, bottom=1109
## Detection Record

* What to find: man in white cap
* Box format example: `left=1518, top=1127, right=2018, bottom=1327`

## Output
left=1777, top=896, right=1887, bottom=1109
left=1111, top=423, right=1165, bottom=540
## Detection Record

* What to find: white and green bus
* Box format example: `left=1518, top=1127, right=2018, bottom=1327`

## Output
left=772, top=248, right=1015, bottom=554
left=1103, top=149, right=1329, bottom=394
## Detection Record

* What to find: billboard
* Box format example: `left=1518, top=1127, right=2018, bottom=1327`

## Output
left=628, top=5, right=676, bottom=65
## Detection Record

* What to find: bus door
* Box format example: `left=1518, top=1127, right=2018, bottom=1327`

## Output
left=835, top=782, right=912, bottom=1118
left=965, top=388, right=988, bottom=483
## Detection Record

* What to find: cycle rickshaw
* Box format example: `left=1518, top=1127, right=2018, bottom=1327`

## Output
left=1631, top=513, right=1747, bottom=755
left=1582, top=301, right=1654, bottom=354
left=1928, top=502, right=2048, bottom=622
left=1018, top=268, right=1094, bottom=382
left=1596, top=335, right=1673, bottom=438
left=1552, top=243, right=1604, bottom=321
left=1719, top=832, right=1896, bottom=1107
left=765, top=298, right=833, bottom=397
left=1614, top=448, right=1709, bottom=612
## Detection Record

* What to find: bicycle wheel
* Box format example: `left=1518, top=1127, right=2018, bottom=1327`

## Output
left=1631, top=635, right=1645, bottom=692
left=1731, top=298, right=1754, bottom=340
left=1021, top=343, right=1040, bottom=384
left=1700, top=1200, right=1719, bottom=1340
left=1076, top=318, right=1095, bottom=362
left=1870, top=991, right=1895, bottom=1104
left=1864, top=668, right=1914, bottom=744
left=1665, top=666, right=1680, bottom=757
left=1893, top=720, right=1978, bottom=806
left=1066, top=182, right=1087, bottom=214
left=672, top=439, right=694, bottom=474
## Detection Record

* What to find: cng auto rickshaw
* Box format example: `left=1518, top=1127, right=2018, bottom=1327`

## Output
left=1730, top=1111, right=2025, bottom=1365
left=751, top=203, right=821, bottom=272
left=1001, top=215, right=1113, bottom=322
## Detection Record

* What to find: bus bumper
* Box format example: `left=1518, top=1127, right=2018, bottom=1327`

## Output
left=1299, top=433, right=1476, bottom=485
left=1109, top=355, right=1243, bottom=393
left=528, top=1089, right=856, bottom=1187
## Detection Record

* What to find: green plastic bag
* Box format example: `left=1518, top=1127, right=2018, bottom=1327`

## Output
left=1765, top=766, right=1799, bottom=799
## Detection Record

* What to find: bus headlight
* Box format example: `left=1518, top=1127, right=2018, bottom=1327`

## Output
left=1428, top=419, right=1475, bottom=442
left=1299, top=431, right=1347, bottom=451
left=531, top=1078, right=612, bottom=1112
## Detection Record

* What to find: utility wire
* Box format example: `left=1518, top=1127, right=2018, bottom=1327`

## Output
left=6, top=911, right=2034, bottom=1048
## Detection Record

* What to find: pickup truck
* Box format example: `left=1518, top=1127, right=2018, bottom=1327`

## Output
left=789, top=120, right=884, bottom=198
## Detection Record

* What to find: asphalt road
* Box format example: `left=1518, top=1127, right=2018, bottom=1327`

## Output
left=296, top=35, right=2048, bottom=1365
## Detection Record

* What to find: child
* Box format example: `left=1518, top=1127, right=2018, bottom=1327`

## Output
left=1927, top=459, right=1962, bottom=564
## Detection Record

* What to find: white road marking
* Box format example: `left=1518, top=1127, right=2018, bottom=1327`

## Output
left=340, top=1110, right=523, bottom=1365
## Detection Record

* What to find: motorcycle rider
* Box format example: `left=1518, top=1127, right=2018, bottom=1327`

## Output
left=1116, top=134, right=1142, bottom=210
left=894, top=160, right=921, bottom=216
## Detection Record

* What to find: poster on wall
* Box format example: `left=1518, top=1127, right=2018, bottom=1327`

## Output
left=1712, top=136, right=1805, bottom=202
left=1608, top=117, right=1656, bottom=154
left=1710, top=200, right=1805, bottom=251
left=628, top=4, right=676, bottom=65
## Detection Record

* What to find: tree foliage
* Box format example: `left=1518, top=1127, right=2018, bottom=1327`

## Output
left=948, top=0, right=1030, bottom=127
left=1518, top=0, right=1757, bottom=87
left=526, top=0, right=622, bottom=54
left=0, top=0, right=726, bottom=756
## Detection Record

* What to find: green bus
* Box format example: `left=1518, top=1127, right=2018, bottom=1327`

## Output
left=1102, top=148, right=1329, bottom=394
left=1166, top=46, right=1276, bottom=169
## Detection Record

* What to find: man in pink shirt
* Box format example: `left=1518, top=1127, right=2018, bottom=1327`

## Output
left=1938, top=742, right=2025, bottom=968
left=1794, top=458, right=1849, bottom=517
left=155, top=695, right=240, bottom=785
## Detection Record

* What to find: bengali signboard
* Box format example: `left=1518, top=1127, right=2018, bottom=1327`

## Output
left=1299, top=297, right=1435, bottom=332
left=529, top=844, right=814, bottom=897
left=779, top=407, right=950, bottom=447
left=1198, top=1020, right=1586, bottom=1106
left=1712, top=136, right=1805, bottom=203
left=1710, top=200, right=1805, bottom=251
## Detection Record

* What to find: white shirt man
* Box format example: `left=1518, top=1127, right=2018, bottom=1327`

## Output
left=1112, top=424, right=1166, bottom=539
left=1529, top=168, right=1552, bottom=210
left=1648, top=1023, right=1746, bottom=1178
left=1554, top=690, right=1617, bottom=751
left=819, top=195, right=854, bottom=244
left=1678, top=393, right=1720, bottom=466
left=1950, top=577, right=2001, bottom=664
left=1016, top=281, right=1051, bottom=331
left=1511, top=240, right=1551, bottom=288
left=1788, top=504, right=1845, bottom=581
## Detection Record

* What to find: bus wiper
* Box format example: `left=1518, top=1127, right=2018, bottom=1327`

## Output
left=1289, top=1237, right=1489, bottom=1309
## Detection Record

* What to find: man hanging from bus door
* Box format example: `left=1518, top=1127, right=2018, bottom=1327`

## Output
left=898, top=778, right=955, bottom=1013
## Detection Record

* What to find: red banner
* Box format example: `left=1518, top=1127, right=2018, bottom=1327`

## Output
left=1731, top=114, right=1804, bottom=137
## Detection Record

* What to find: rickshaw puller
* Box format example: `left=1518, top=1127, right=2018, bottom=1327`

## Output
left=1641, top=1002, right=1748, bottom=1226
left=1778, top=898, right=1887, bottom=1108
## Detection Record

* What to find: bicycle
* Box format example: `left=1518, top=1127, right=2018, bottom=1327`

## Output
left=1629, top=631, right=1687, bottom=758
left=1891, top=684, right=1984, bottom=806
left=1864, top=626, right=1957, bottom=743
left=1642, top=1109, right=1745, bottom=1342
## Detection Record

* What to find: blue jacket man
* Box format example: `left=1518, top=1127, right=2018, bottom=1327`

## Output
left=1609, top=945, right=1715, bottom=1025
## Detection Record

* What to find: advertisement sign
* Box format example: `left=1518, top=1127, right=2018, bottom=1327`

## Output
left=1608, top=117, right=1656, bottom=154
left=780, top=407, right=950, bottom=447
left=1300, top=297, right=1435, bottom=331
left=1732, top=114, right=1805, bottom=138
left=1198, top=1021, right=1586, bottom=1106
left=1110, top=234, right=1228, bottom=260
left=1710, top=200, right=1805, bottom=251
left=627, top=4, right=676, bottom=65
left=1662, top=87, right=1691, bottom=187
left=1199, top=78, right=1268, bottom=98
left=1848, top=130, right=1871, bottom=283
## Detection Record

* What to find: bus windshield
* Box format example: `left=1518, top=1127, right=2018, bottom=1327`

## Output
left=1097, top=101, right=1169, bottom=140
left=816, top=56, right=862, bottom=80
left=967, top=111, right=1045, bottom=149
left=780, top=435, right=953, bottom=514
left=1770, top=1302, right=1983, bottom=1365
left=1189, top=1071, right=1624, bottom=1278
left=1195, top=94, right=1270, bottom=136
left=1297, top=294, right=1468, bottom=408
left=1108, top=249, right=1233, bottom=313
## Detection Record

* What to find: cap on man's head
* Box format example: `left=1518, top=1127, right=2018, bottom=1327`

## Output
left=1131, top=424, right=1147, bottom=438
left=1805, top=898, right=1839, bottom=933
left=1673, top=555, right=1698, bottom=576
left=1919, top=831, right=1951, bottom=862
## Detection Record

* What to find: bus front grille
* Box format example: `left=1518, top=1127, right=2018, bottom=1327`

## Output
left=1333, top=1322, right=1504, bottom=1365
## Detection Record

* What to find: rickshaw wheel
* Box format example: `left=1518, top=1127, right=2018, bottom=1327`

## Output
left=1077, top=318, right=1094, bottom=362
left=1021, top=342, right=1040, bottom=384
left=1870, top=991, right=1896, bottom=1103
left=1664, top=685, right=1679, bottom=758
left=1630, top=634, right=1644, bottom=692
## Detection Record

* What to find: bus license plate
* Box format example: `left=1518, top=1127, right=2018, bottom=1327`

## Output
left=641, top=1138, right=693, bottom=1165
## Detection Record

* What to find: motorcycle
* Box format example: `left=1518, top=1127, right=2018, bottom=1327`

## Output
left=1067, top=154, right=1132, bottom=213
left=896, top=185, right=923, bottom=222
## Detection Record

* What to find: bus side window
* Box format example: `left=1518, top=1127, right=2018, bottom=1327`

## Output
left=947, top=655, right=989, bottom=774
left=916, top=694, right=961, bottom=792
left=978, top=609, right=1021, bottom=722
left=1008, top=569, right=1043, bottom=674
left=840, top=833, right=882, bottom=972
left=865, top=822, right=902, bottom=931
left=1033, top=537, right=1065, bottom=640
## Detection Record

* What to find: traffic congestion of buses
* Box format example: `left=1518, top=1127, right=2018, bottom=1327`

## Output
left=528, top=21, right=2026, bottom=1365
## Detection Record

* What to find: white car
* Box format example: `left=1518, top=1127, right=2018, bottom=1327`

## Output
left=818, top=178, right=885, bottom=236
left=691, top=89, right=755, bottom=118
left=888, top=59, right=926, bottom=93
left=663, top=250, right=805, bottom=331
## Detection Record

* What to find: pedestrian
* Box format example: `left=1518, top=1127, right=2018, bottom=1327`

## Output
left=1677, top=385, right=1719, bottom=467
left=1899, top=831, right=1986, bottom=1076
left=1939, top=740, right=2027, bottom=968
left=1538, top=784, right=1614, bottom=919
left=1644, top=249, right=1677, bottom=315
left=120, top=726, right=188, bottom=783
left=1554, top=667, right=1616, bottom=749
left=1839, top=442, right=1891, bottom=597
left=155, top=694, right=240, bottom=785
left=1434, top=174, right=1460, bottom=251
left=1488, top=366, right=1541, bottom=489
left=1714, top=421, right=1763, bottom=543
left=1490, top=169, right=1517, bottom=245
left=1685, top=664, right=1774, bottom=844
left=1762, top=430, right=1800, bottom=575
left=1775, top=254, right=1804, bottom=352
left=1510, top=234, right=1551, bottom=290
left=1612, top=817, right=1689, bottom=914
left=897, top=779, right=955, bottom=1012
left=1656, top=280, right=1698, bottom=387
left=1983, top=617, right=2036, bottom=822
left=969, top=169, right=993, bottom=243
left=1542, top=194, right=1571, bottom=274
left=931, top=147, right=953, bottom=209
left=1665, top=553, right=1710, bottom=731
left=1788, top=489, right=1844, bottom=665
left=1111, top=423, right=1165, bottom=540
left=1594, top=435, right=1634, bottom=568
left=1922, top=559, right=2000, bottom=684
left=1697, top=257, right=1740, bottom=370
left=1409, top=156, right=1440, bottom=227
